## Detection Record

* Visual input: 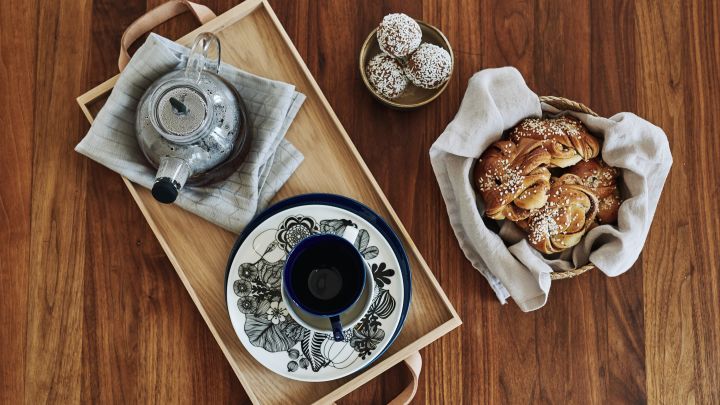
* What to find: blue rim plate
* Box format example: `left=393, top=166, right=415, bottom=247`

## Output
left=224, top=193, right=411, bottom=381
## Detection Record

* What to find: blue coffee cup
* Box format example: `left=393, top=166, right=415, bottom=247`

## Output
left=283, top=227, right=370, bottom=341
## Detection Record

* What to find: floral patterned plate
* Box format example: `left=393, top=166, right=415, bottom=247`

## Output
left=224, top=194, right=411, bottom=382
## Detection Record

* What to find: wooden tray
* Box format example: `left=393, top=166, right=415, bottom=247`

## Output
left=77, top=1, right=460, bottom=403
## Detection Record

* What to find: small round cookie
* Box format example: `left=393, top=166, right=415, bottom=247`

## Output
left=366, top=53, right=409, bottom=99
left=403, top=43, right=452, bottom=89
left=376, top=13, right=422, bottom=58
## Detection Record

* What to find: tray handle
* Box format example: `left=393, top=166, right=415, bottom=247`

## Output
left=118, top=0, right=216, bottom=71
left=334, top=351, right=422, bottom=405
left=388, top=351, right=422, bottom=405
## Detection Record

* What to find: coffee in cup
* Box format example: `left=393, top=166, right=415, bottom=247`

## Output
left=283, top=227, right=371, bottom=341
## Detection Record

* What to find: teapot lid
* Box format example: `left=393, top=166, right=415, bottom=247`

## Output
left=147, top=33, right=226, bottom=145
left=150, top=82, right=211, bottom=143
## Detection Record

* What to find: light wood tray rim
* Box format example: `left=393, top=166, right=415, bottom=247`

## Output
left=76, top=0, right=461, bottom=402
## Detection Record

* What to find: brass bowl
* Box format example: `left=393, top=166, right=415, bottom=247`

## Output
left=359, top=20, right=454, bottom=109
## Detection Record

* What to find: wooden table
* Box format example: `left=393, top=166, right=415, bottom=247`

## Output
left=1, top=0, right=717, bottom=403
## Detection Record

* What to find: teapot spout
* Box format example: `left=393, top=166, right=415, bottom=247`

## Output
left=152, top=157, right=191, bottom=204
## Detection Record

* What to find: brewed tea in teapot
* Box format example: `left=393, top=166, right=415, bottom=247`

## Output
left=136, top=32, right=251, bottom=203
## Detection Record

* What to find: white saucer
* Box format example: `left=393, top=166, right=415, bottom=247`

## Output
left=225, top=194, right=411, bottom=382
left=281, top=264, right=376, bottom=335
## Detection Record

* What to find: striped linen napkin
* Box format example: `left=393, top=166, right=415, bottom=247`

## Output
left=76, top=34, right=305, bottom=233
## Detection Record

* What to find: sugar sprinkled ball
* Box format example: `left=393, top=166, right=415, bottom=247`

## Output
left=404, top=43, right=452, bottom=89
left=366, top=53, right=409, bottom=99
left=376, top=13, right=422, bottom=58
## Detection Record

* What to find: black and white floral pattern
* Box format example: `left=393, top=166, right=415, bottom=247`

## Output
left=232, top=214, right=398, bottom=373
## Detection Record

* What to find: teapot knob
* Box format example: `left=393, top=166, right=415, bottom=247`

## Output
left=169, top=97, right=188, bottom=115
left=185, top=32, right=221, bottom=83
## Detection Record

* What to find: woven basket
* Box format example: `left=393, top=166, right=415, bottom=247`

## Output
left=538, top=95, right=599, bottom=280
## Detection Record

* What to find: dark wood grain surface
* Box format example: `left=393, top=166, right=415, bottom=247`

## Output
left=1, top=0, right=718, bottom=403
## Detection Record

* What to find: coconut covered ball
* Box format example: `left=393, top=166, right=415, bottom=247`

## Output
left=376, top=13, right=422, bottom=58
left=404, top=43, right=452, bottom=89
left=366, top=53, right=409, bottom=99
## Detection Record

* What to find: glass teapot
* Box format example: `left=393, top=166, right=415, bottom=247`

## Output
left=136, top=32, right=250, bottom=204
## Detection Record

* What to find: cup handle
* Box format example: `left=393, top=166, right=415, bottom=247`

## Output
left=329, top=315, right=344, bottom=342
left=340, top=226, right=359, bottom=245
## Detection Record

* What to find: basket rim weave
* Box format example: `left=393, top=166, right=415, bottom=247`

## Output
left=538, top=95, right=598, bottom=280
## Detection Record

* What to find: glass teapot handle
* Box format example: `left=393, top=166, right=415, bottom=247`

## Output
left=184, top=32, right=221, bottom=83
